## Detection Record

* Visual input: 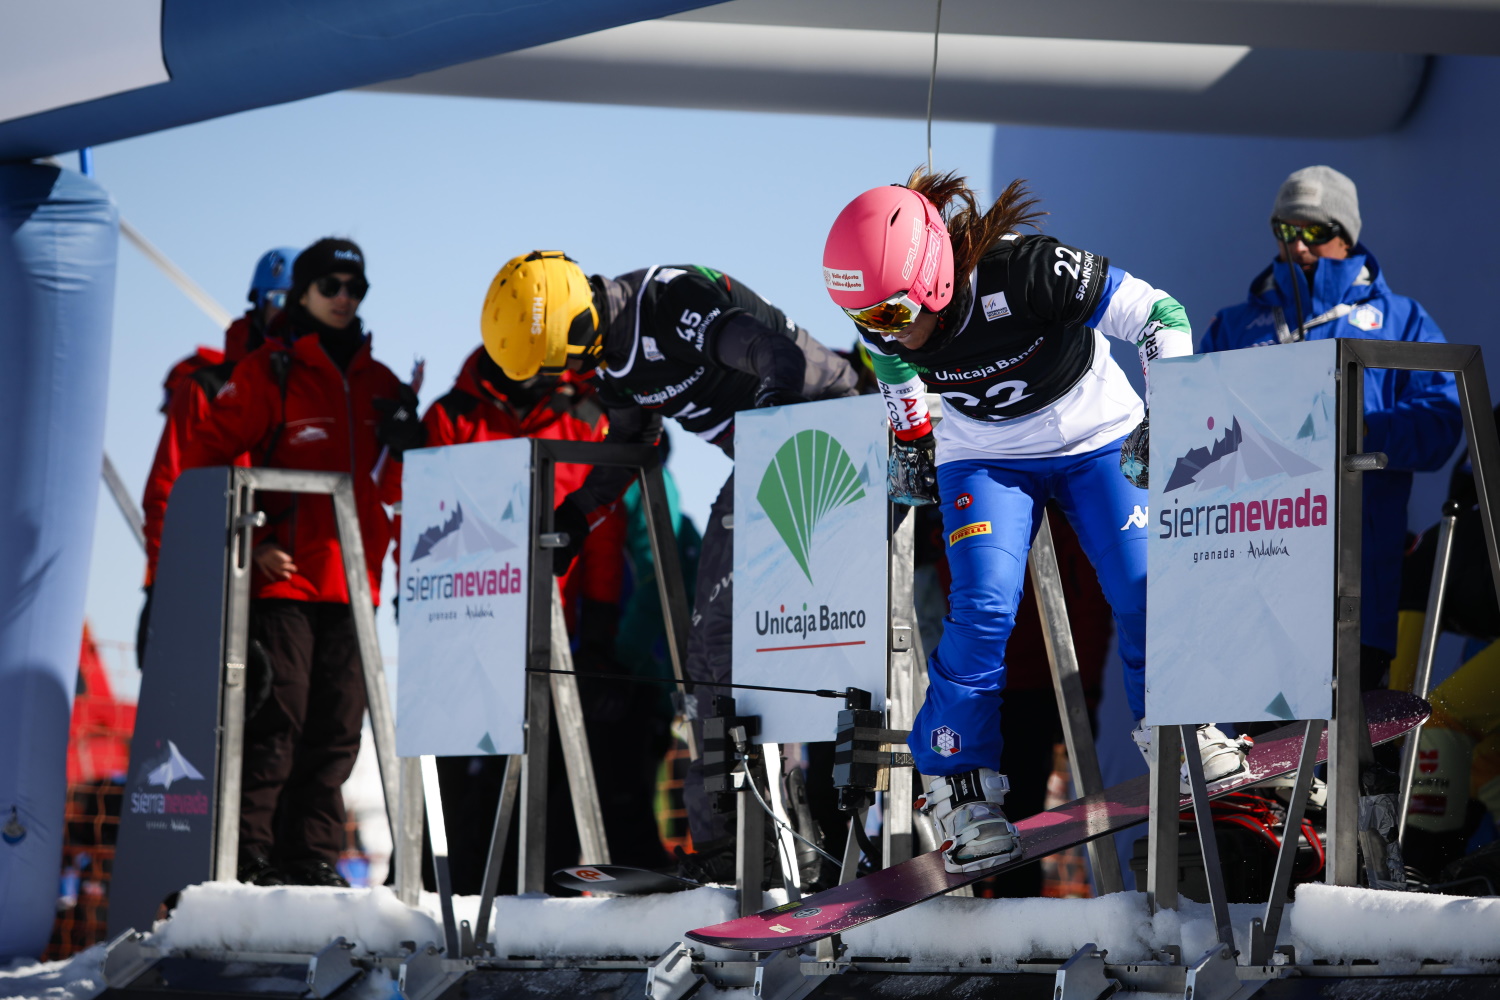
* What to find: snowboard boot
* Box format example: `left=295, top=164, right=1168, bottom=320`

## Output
left=237, top=854, right=289, bottom=887
left=1132, top=723, right=1254, bottom=794
left=671, top=836, right=739, bottom=885
left=916, top=768, right=1021, bottom=874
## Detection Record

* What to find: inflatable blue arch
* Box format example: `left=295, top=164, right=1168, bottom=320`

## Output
left=0, top=0, right=700, bottom=959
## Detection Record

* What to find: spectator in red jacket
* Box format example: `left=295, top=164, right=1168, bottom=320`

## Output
left=179, top=237, right=421, bottom=887
left=137, top=248, right=298, bottom=665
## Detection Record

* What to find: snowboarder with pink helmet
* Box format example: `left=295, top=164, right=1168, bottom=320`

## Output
left=824, top=169, right=1248, bottom=874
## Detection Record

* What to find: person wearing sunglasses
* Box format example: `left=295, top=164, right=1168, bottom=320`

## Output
left=1201, top=166, right=1462, bottom=695
left=178, top=237, right=419, bottom=888
left=138, top=246, right=299, bottom=666
left=823, top=169, right=1248, bottom=875
left=481, top=251, right=858, bottom=882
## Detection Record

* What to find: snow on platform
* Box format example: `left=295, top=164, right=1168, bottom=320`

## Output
left=5, top=882, right=1498, bottom=999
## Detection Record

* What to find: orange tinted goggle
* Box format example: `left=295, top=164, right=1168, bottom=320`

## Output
left=844, top=290, right=923, bottom=334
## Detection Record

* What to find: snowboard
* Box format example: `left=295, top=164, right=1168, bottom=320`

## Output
left=553, top=865, right=700, bottom=894
left=687, top=690, right=1428, bottom=952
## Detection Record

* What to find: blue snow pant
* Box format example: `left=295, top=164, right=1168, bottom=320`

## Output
left=910, top=438, right=1149, bottom=777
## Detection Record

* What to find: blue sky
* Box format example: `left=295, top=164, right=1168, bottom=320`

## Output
left=84, top=90, right=995, bottom=695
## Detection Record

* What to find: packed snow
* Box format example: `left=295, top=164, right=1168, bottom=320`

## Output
left=5, top=881, right=1498, bottom=999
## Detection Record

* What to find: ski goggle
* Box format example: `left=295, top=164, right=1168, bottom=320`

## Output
left=313, top=274, right=369, bottom=300
left=1271, top=219, right=1344, bottom=247
left=843, top=289, right=923, bottom=334
left=262, top=289, right=287, bottom=310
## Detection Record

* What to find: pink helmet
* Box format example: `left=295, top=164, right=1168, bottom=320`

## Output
left=822, top=185, right=955, bottom=313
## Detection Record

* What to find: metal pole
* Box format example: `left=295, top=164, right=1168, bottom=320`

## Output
left=329, top=478, right=411, bottom=900
left=735, top=769, right=766, bottom=917
left=421, top=755, right=460, bottom=956
left=520, top=444, right=556, bottom=893
left=212, top=475, right=257, bottom=881
left=102, top=452, right=146, bottom=552
left=638, top=463, right=699, bottom=760
left=1455, top=354, right=1500, bottom=656
left=1253, top=719, right=1322, bottom=966
left=1144, top=724, right=1180, bottom=914
left=472, top=754, right=521, bottom=953
left=884, top=502, right=918, bottom=868
left=1328, top=346, right=1368, bottom=885
left=760, top=744, right=801, bottom=898
left=1029, top=511, right=1125, bottom=895
left=549, top=585, right=611, bottom=865
left=1398, top=505, right=1458, bottom=840
left=1181, top=724, right=1233, bottom=949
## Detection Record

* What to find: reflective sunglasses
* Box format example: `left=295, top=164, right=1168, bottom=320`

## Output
left=1271, top=219, right=1344, bottom=247
left=314, top=274, right=369, bottom=300
left=262, top=289, right=287, bottom=310
left=844, top=289, right=923, bottom=334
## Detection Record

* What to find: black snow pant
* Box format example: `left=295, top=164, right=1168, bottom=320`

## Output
left=240, top=599, right=366, bottom=865
left=685, top=473, right=735, bottom=843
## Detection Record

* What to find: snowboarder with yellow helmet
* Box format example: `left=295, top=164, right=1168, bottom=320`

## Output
left=482, top=250, right=858, bottom=878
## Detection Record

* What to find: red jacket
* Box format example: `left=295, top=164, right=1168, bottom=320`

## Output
left=421, top=348, right=624, bottom=610
left=179, top=327, right=405, bottom=604
left=142, top=315, right=258, bottom=585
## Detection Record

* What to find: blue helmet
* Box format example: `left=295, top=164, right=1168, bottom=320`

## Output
left=248, top=247, right=299, bottom=307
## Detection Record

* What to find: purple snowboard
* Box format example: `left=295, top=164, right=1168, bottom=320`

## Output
left=687, top=690, right=1427, bottom=952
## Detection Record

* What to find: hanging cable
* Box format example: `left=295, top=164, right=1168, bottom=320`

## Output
left=740, top=759, right=843, bottom=867
left=526, top=666, right=851, bottom=700
left=925, top=0, right=943, bottom=174
left=120, top=218, right=234, bottom=330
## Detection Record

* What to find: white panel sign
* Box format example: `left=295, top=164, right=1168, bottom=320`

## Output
left=1147, top=339, right=1338, bottom=725
left=734, top=395, right=889, bottom=743
left=398, top=439, right=531, bottom=757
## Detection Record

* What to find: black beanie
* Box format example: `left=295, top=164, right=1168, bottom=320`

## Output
left=292, top=237, right=366, bottom=294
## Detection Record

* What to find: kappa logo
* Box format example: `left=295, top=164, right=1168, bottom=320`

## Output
left=932, top=726, right=961, bottom=757
left=948, top=521, right=991, bottom=545
left=756, top=429, right=866, bottom=583
left=955, top=493, right=973, bottom=510
left=290, top=425, right=329, bottom=444
left=1121, top=505, right=1148, bottom=530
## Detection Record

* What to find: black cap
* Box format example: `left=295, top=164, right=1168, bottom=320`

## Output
left=292, top=237, right=365, bottom=293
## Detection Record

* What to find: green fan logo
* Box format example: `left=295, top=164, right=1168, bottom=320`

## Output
left=756, top=430, right=866, bottom=583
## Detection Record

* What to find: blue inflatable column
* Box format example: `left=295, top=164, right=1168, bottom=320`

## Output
left=0, top=164, right=117, bottom=960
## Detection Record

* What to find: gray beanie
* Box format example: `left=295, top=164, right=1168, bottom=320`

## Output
left=1272, top=166, right=1361, bottom=246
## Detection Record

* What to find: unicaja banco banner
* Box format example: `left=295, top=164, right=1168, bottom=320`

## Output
left=734, top=396, right=889, bottom=743
left=1147, top=340, right=1338, bottom=726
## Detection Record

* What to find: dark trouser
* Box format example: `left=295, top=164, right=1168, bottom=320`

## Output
left=685, top=473, right=735, bottom=844
left=240, top=599, right=366, bottom=865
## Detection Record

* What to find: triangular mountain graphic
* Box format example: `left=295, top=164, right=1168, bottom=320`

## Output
left=1297, top=414, right=1315, bottom=439
left=477, top=732, right=497, bottom=754
left=502, top=501, right=515, bottom=522
left=1165, top=417, right=1320, bottom=494
left=1264, top=692, right=1294, bottom=720
left=146, top=740, right=204, bottom=789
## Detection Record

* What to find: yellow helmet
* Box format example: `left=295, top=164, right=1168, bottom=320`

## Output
left=481, top=251, right=600, bottom=380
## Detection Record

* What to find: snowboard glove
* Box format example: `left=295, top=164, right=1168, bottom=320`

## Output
left=888, top=431, right=939, bottom=506
left=374, top=384, right=426, bottom=458
left=1120, top=414, right=1149, bottom=489
left=754, top=384, right=806, bottom=410
left=550, top=496, right=591, bottom=576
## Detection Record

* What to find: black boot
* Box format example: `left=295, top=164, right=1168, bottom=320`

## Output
left=238, top=855, right=289, bottom=887
left=284, top=858, right=351, bottom=888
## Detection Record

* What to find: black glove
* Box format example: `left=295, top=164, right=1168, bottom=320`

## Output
left=551, top=496, right=591, bottom=576
left=888, top=432, right=939, bottom=506
left=1120, top=414, right=1149, bottom=489
left=374, top=384, right=425, bottom=458
left=754, top=384, right=806, bottom=409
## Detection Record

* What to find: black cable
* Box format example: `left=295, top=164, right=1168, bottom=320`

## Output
left=525, top=666, right=849, bottom=700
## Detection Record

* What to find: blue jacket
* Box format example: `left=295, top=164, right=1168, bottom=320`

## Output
left=1201, top=247, right=1463, bottom=653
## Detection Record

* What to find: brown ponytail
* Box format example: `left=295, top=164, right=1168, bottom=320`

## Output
left=907, top=168, right=1047, bottom=279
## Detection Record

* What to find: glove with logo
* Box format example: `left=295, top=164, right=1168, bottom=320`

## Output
left=550, top=496, right=591, bottom=577
left=754, top=384, right=806, bottom=409
left=888, top=431, right=939, bottom=506
left=374, top=384, right=426, bottom=458
left=1120, top=414, right=1149, bottom=489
